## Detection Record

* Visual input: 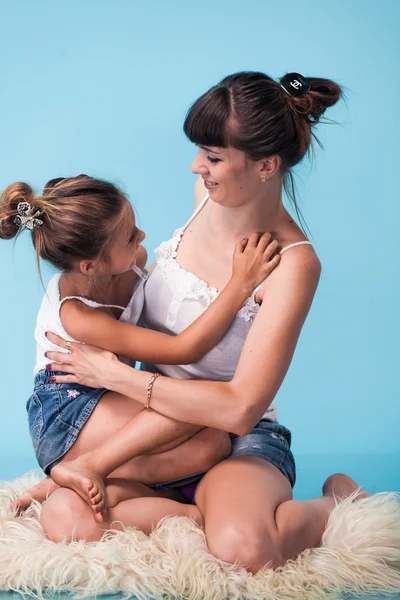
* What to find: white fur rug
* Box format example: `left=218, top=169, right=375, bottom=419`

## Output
left=0, top=472, right=399, bottom=599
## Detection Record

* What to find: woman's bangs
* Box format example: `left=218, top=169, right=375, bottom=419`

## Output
left=183, top=88, right=231, bottom=148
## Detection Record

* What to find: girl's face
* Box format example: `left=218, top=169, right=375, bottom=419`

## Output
left=191, top=146, right=264, bottom=208
left=106, top=204, right=146, bottom=275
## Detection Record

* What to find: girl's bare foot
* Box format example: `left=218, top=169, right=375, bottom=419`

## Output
left=12, top=477, right=58, bottom=514
left=51, top=458, right=106, bottom=523
left=322, top=473, right=372, bottom=500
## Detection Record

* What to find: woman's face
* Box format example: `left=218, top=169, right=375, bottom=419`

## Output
left=191, top=145, right=263, bottom=208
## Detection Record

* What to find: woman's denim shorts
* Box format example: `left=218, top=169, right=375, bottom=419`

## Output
left=150, top=419, right=296, bottom=500
left=230, top=420, right=296, bottom=487
left=26, top=369, right=107, bottom=475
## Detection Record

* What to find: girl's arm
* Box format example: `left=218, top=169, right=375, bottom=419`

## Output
left=47, top=245, right=321, bottom=436
left=60, top=233, right=280, bottom=365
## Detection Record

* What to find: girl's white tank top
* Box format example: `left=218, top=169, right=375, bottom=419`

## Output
left=34, top=266, right=147, bottom=375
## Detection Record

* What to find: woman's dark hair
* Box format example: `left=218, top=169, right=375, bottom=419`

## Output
left=0, top=175, right=132, bottom=287
left=184, top=71, right=342, bottom=230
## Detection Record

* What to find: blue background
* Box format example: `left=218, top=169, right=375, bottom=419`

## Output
left=0, top=0, right=399, bottom=510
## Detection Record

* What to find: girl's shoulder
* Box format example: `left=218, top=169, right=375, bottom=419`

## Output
left=59, top=297, right=105, bottom=343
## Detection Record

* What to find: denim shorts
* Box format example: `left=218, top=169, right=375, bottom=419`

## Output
left=229, top=419, right=296, bottom=487
left=26, top=369, right=107, bottom=474
left=150, top=419, right=296, bottom=500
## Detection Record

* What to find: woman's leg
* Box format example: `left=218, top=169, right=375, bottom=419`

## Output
left=40, top=455, right=365, bottom=556
left=41, top=482, right=202, bottom=543
left=193, top=456, right=365, bottom=573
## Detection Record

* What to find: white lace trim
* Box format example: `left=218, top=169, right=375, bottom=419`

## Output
left=155, top=229, right=260, bottom=321
left=237, top=293, right=260, bottom=322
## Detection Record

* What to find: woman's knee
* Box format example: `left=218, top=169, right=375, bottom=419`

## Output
left=40, top=488, right=104, bottom=543
left=207, top=522, right=284, bottom=573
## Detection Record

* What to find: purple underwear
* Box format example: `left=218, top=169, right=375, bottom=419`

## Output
left=176, top=482, right=199, bottom=503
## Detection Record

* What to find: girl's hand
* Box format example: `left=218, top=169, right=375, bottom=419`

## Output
left=232, top=232, right=280, bottom=291
left=44, top=332, right=120, bottom=389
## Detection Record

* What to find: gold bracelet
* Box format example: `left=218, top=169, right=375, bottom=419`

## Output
left=144, top=373, right=160, bottom=409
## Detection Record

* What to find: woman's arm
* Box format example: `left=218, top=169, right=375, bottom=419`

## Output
left=61, top=233, right=279, bottom=365
left=48, top=246, right=321, bottom=436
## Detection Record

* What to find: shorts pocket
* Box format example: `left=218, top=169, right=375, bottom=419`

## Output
left=54, top=383, right=102, bottom=431
left=27, top=393, right=44, bottom=451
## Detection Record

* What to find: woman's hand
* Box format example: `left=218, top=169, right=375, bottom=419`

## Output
left=231, top=232, right=280, bottom=293
left=45, top=332, right=121, bottom=389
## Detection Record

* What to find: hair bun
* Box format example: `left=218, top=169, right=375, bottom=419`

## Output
left=0, top=182, right=35, bottom=240
left=280, top=73, right=311, bottom=98
left=285, top=76, right=342, bottom=122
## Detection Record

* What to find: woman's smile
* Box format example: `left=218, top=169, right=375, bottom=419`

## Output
left=204, top=179, right=219, bottom=190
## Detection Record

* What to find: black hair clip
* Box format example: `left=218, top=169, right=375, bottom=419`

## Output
left=280, top=73, right=311, bottom=98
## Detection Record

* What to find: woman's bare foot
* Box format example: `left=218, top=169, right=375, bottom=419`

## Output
left=51, top=458, right=106, bottom=523
left=12, top=477, right=58, bottom=514
left=322, top=473, right=372, bottom=500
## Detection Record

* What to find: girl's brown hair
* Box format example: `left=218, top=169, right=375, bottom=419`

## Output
left=0, top=175, right=131, bottom=284
left=183, top=71, right=342, bottom=230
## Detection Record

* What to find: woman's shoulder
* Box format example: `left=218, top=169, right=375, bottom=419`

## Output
left=274, top=212, right=320, bottom=267
left=255, top=229, right=321, bottom=305
left=279, top=241, right=321, bottom=278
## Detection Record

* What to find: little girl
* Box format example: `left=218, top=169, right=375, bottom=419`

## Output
left=0, top=174, right=279, bottom=523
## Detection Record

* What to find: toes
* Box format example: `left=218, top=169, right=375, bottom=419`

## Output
left=94, top=510, right=105, bottom=524
left=11, top=500, right=22, bottom=514
left=91, top=492, right=102, bottom=506
left=83, top=477, right=95, bottom=495
left=12, top=496, right=29, bottom=514
left=94, top=498, right=105, bottom=514
left=93, top=498, right=107, bottom=524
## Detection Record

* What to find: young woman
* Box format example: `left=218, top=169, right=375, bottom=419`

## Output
left=17, top=71, right=368, bottom=572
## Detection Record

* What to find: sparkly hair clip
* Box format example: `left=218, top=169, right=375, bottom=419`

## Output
left=280, top=73, right=311, bottom=98
left=14, top=201, right=44, bottom=231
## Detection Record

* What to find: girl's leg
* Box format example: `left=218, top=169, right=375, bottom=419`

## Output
left=14, top=392, right=229, bottom=512
left=50, top=391, right=230, bottom=519
left=193, top=456, right=366, bottom=573
left=41, top=482, right=202, bottom=543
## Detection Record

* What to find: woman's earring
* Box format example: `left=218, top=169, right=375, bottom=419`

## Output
left=260, top=176, right=267, bottom=183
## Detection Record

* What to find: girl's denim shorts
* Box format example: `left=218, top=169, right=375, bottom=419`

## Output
left=27, top=369, right=107, bottom=474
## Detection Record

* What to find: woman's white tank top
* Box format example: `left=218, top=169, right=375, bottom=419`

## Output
left=34, top=266, right=147, bottom=375
left=142, top=194, right=313, bottom=422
